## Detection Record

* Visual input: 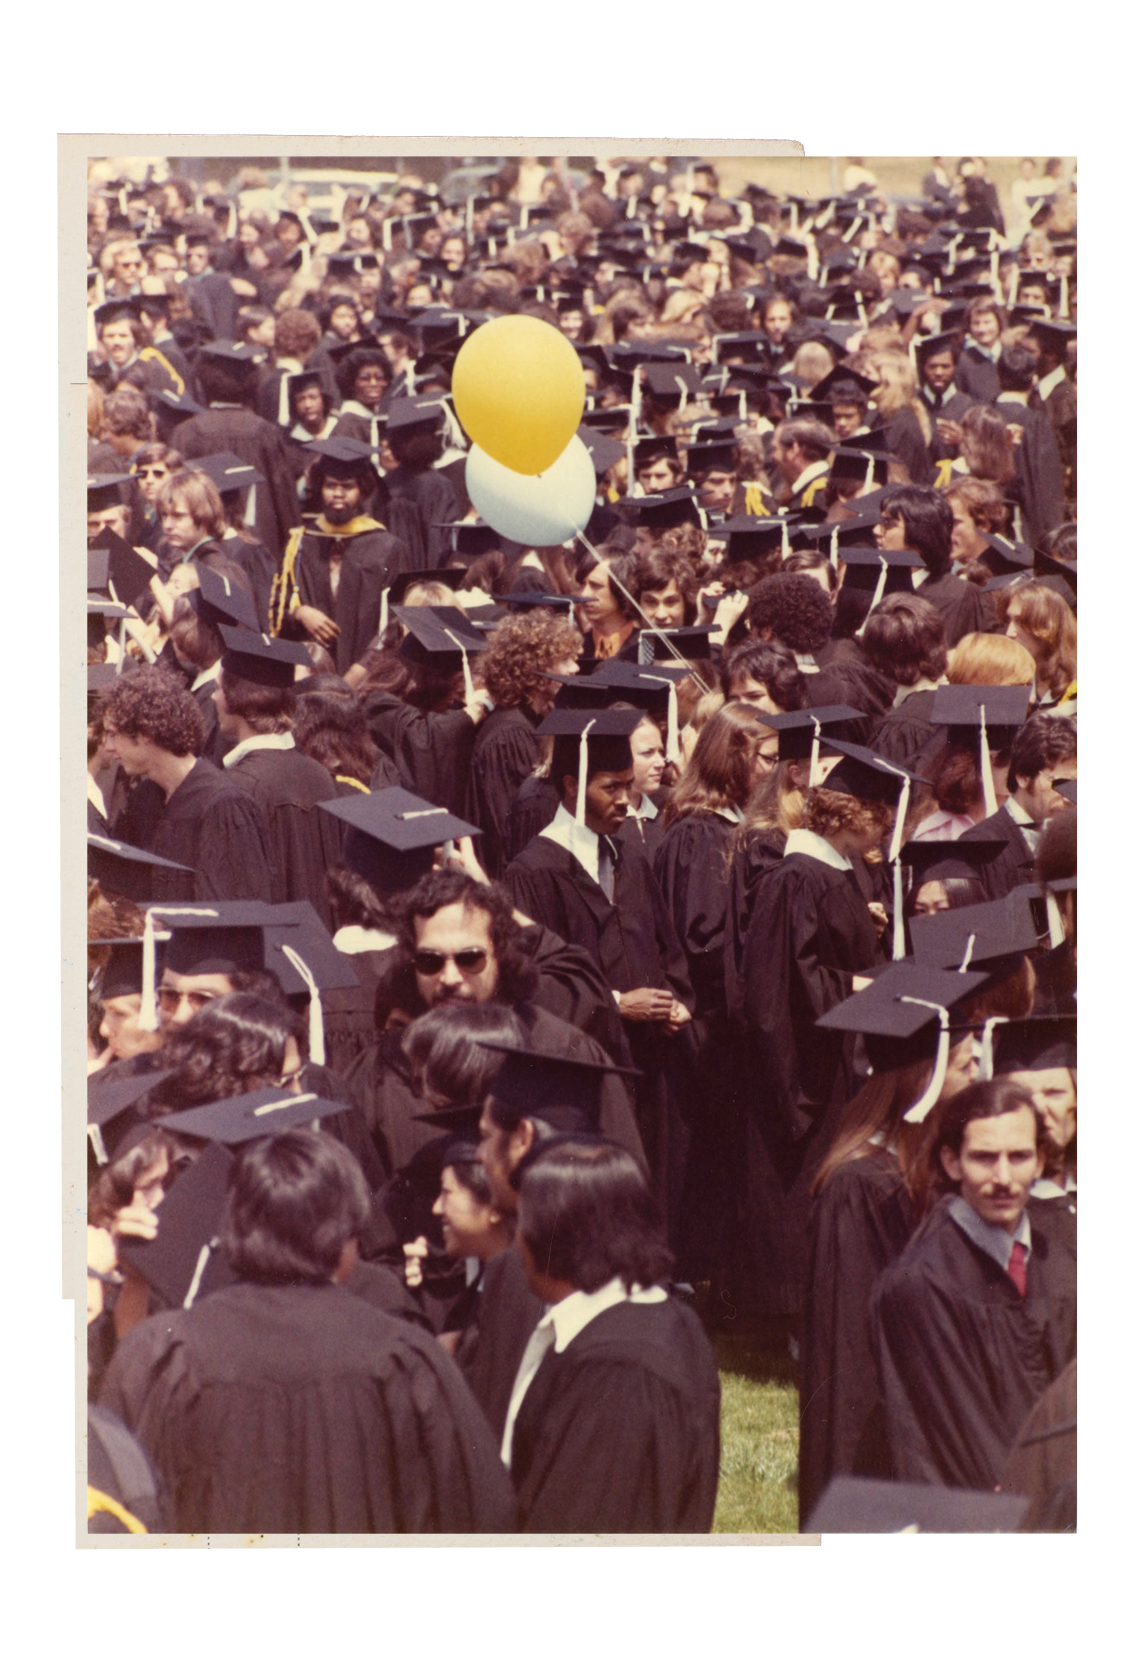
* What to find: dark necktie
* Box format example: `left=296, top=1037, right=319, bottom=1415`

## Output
left=1007, top=1241, right=1027, bottom=1297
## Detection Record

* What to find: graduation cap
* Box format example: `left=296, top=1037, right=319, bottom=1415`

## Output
left=586, top=660, right=690, bottom=759
left=633, top=435, right=680, bottom=470
left=786, top=400, right=837, bottom=428
left=385, top=395, right=447, bottom=435
left=478, top=1043, right=641, bottom=1134
left=829, top=449, right=893, bottom=492
left=1024, top=319, right=1076, bottom=351
left=686, top=440, right=738, bottom=481
left=823, top=742, right=925, bottom=957
left=914, top=331, right=963, bottom=366
left=619, top=486, right=705, bottom=531
left=153, top=387, right=204, bottom=420
left=302, top=434, right=380, bottom=483
left=386, top=567, right=467, bottom=607
left=188, top=565, right=261, bottom=633
left=983, top=1014, right=1076, bottom=1080
left=755, top=706, right=864, bottom=774
left=637, top=623, right=719, bottom=664
left=898, top=837, right=1008, bottom=895
left=155, top=1085, right=352, bottom=1147
left=115, top=1140, right=237, bottom=1311
left=840, top=547, right=926, bottom=599
left=86, top=1068, right=175, bottom=1171
left=712, top=514, right=793, bottom=564
left=578, top=424, right=627, bottom=474
left=435, top=519, right=503, bottom=559
left=711, top=331, right=771, bottom=364
left=218, top=624, right=312, bottom=687
left=395, top=605, right=486, bottom=700
left=930, top=684, right=1031, bottom=816
left=978, top=534, right=1035, bottom=578
left=910, top=892, right=1041, bottom=976
left=319, top=786, right=480, bottom=897
left=89, top=528, right=157, bottom=607
left=90, top=937, right=148, bottom=1001
left=88, top=832, right=195, bottom=904
left=196, top=339, right=265, bottom=366
left=261, top=900, right=362, bottom=1065
left=87, top=474, right=133, bottom=514
left=640, top=361, right=704, bottom=403
left=88, top=548, right=111, bottom=596
left=1032, top=548, right=1077, bottom=601
left=1052, top=776, right=1077, bottom=805
left=501, top=593, right=584, bottom=624
left=188, top=451, right=264, bottom=497
left=811, top=364, right=877, bottom=403
left=94, top=298, right=139, bottom=329
left=537, top=708, right=646, bottom=821
left=155, top=901, right=283, bottom=978
left=818, top=962, right=990, bottom=1120
left=806, top=1475, right=1030, bottom=1535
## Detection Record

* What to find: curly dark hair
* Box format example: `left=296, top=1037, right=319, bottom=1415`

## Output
left=861, top=593, right=948, bottom=687
left=102, top=664, right=204, bottom=757
left=720, top=639, right=808, bottom=711
left=1007, top=713, right=1076, bottom=794
left=147, top=993, right=300, bottom=1116
left=293, top=680, right=380, bottom=783
left=516, top=1139, right=674, bottom=1294
left=746, top=572, right=833, bottom=654
left=390, top=870, right=539, bottom=1014
left=804, top=786, right=895, bottom=844
left=335, top=345, right=391, bottom=402
left=477, top=611, right=582, bottom=712
left=633, top=545, right=700, bottom=612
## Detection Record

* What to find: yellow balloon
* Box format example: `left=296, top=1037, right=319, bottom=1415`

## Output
left=452, top=314, right=586, bottom=476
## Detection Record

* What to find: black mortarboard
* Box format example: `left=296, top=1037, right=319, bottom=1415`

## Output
left=88, top=549, right=111, bottom=595
left=786, top=400, right=837, bottom=428
left=1032, top=549, right=1078, bottom=600
left=979, top=534, right=1034, bottom=578
left=929, top=684, right=1031, bottom=748
left=619, top=487, right=704, bottom=530
left=822, top=741, right=923, bottom=807
left=189, top=451, right=264, bottom=497
left=155, top=1085, right=352, bottom=1147
left=218, top=624, right=312, bottom=687
left=756, top=706, right=864, bottom=762
left=319, top=786, right=480, bottom=896
left=303, top=435, right=378, bottom=475
left=839, top=548, right=926, bottom=595
left=115, top=1140, right=237, bottom=1311
left=153, top=387, right=204, bottom=420
left=539, top=707, right=646, bottom=803
left=385, top=396, right=447, bottom=435
left=88, top=832, right=195, bottom=903
left=480, top=1043, right=641, bottom=1132
left=157, top=902, right=283, bottom=978
left=717, top=515, right=792, bottom=563
left=633, top=435, right=680, bottom=469
left=837, top=426, right=895, bottom=456
left=811, top=364, right=877, bottom=402
left=395, top=605, right=486, bottom=669
left=638, top=624, right=719, bottom=663
left=914, top=330, right=962, bottom=364
left=435, top=519, right=503, bottom=559
left=817, top=963, right=988, bottom=1070
left=89, top=528, right=158, bottom=606
left=188, top=565, right=261, bottom=632
left=386, top=567, right=467, bottom=606
left=91, top=938, right=146, bottom=1001
left=197, top=338, right=265, bottom=365
left=260, top=901, right=362, bottom=997
left=501, top=593, right=584, bottom=619
left=990, top=1014, right=1076, bottom=1076
left=711, top=331, right=771, bottom=364
left=640, top=362, right=704, bottom=401
left=94, top=299, right=138, bottom=329
left=898, top=837, right=1008, bottom=891
left=86, top=1068, right=175, bottom=1171
left=1052, top=777, right=1077, bottom=805
left=829, top=449, right=893, bottom=489
left=910, top=893, right=1041, bottom=971
left=579, top=425, right=627, bottom=473
left=686, top=440, right=738, bottom=478
left=808, top=510, right=884, bottom=549
left=806, top=1476, right=1029, bottom=1535
left=1025, top=319, right=1076, bottom=349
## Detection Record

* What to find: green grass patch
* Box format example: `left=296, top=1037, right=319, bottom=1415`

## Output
left=712, top=1333, right=800, bottom=1535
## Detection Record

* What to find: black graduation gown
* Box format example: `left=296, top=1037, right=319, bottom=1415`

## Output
left=99, top=1281, right=517, bottom=1534
left=87, top=1404, right=166, bottom=1533
left=866, top=690, right=940, bottom=771
left=510, top=1295, right=722, bottom=1535
left=170, top=406, right=300, bottom=560
left=290, top=523, right=416, bottom=674
left=360, top=690, right=477, bottom=819
left=190, top=677, right=230, bottom=767
left=798, top=1149, right=918, bottom=1526
left=723, top=825, right=786, bottom=1026
left=872, top=1202, right=1077, bottom=1491
left=995, top=400, right=1065, bottom=547
left=955, top=346, right=1001, bottom=403
left=224, top=745, right=344, bottom=928
left=504, top=832, right=694, bottom=1232
left=220, top=533, right=277, bottom=632
left=884, top=404, right=932, bottom=486
left=616, top=804, right=666, bottom=862
left=505, top=775, right=560, bottom=866
left=959, top=804, right=1035, bottom=898
left=113, top=758, right=275, bottom=902
left=738, top=851, right=883, bottom=1314
left=918, top=568, right=998, bottom=647
left=459, top=1244, right=545, bottom=1439
left=921, top=389, right=975, bottom=463
left=384, top=465, right=462, bottom=566
left=468, top=705, right=543, bottom=880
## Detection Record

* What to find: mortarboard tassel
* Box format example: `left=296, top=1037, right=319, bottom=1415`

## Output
left=88, top=1125, right=108, bottom=1167
left=280, top=944, right=325, bottom=1067
left=1008, top=263, right=1020, bottom=306
left=183, top=1239, right=218, bottom=1309
left=781, top=517, right=790, bottom=559
left=575, top=719, right=595, bottom=825
left=277, top=371, right=291, bottom=428
left=958, top=932, right=977, bottom=974
left=888, top=768, right=912, bottom=961
left=990, top=246, right=1001, bottom=300
left=1045, top=890, right=1066, bottom=948
left=830, top=522, right=840, bottom=567
left=378, top=586, right=390, bottom=635
left=808, top=714, right=822, bottom=787
left=979, top=704, right=999, bottom=817
left=859, top=556, right=889, bottom=633
left=1059, top=275, right=1070, bottom=320
left=443, top=629, right=475, bottom=705
left=899, top=998, right=951, bottom=1123
left=977, top=1015, right=1004, bottom=1080
left=139, top=906, right=213, bottom=1031
left=863, top=454, right=875, bottom=494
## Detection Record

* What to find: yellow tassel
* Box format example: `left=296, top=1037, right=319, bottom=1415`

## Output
left=139, top=346, right=184, bottom=397
left=934, top=459, right=954, bottom=489
left=743, top=481, right=767, bottom=517
left=87, top=1486, right=148, bottom=1534
left=270, top=526, right=304, bottom=635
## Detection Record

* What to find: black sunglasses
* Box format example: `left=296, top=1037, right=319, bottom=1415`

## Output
left=413, top=948, right=489, bottom=976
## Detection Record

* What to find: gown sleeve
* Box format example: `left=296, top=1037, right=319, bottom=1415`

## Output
left=193, top=790, right=276, bottom=901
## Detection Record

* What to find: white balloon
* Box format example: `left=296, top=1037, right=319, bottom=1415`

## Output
left=464, top=435, right=597, bottom=546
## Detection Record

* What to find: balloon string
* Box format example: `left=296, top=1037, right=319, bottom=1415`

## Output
left=574, top=530, right=707, bottom=693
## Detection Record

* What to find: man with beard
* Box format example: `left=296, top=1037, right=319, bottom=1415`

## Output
left=271, top=439, right=415, bottom=677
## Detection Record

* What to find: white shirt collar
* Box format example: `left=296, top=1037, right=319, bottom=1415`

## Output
left=87, top=775, right=107, bottom=819
left=1005, top=794, right=1034, bottom=828
left=783, top=827, right=852, bottom=872
left=547, top=1275, right=668, bottom=1355
left=222, top=731, right=295, bottom=768
left=1037, top=363, right=1067, bottom=402
left=539, top=800, right=607, bottom=887
left=893, top=674, right=947, bottom=708
left=949, top=1194, right=1031, bottom=1272
left=791, top=459, right=829, bottom=496
left=996, top=390, right=1027, bottom=405
left=290, top=416, right=337, bottom=442
left=715, top=804, right=745, bottom=825
left=332, top=923, right=397, bottom=953
left=630, top=793, right=659, bottom=821
left=191, top=659, right=222, bottom=692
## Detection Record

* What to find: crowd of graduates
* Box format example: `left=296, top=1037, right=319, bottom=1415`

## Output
left=81, top=153, right=1077, bottom=1537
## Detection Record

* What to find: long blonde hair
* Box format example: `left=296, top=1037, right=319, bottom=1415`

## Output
left=866, top=348, right=932, bottom=445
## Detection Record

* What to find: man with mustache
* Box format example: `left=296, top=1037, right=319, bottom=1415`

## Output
left=872, top=1078, right=1076, bottom=1492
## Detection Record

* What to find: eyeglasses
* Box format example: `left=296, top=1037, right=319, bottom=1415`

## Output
left=273, top=1067, right=305, bottom=1091
left=413, top=948, right=489, bottom=977
left=134, top=466, right=169, bottom=479
left=156, top=986, right=215, bottom=1014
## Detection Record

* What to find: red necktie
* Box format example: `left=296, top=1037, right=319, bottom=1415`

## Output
left=1007, top=1241, right=1027, bottom=1297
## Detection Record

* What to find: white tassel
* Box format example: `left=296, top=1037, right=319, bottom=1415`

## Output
left=888, top=772, right=911, bottom=961
left=978, top=1014, right=1004, bottom=1080
left=808, top=715, right=822, bottom=787
left=863, top=454, right=875, bottom=494
left=979, top=705, right=998, bottom=816
left=1045, top=890, right=1066, bottom=948
left=140, top=907, right=159, bottom=1030
left=576, top=720, right=594, bottom=825
left=183, top=1240, right=217, bottom=1309
left=830, top=522, right=840, bottom=567
left=781, top=518, right=790, bottom=558
left=444, top=630, right=475, bottom=704
left=899, top=999, right=951, bottom=1123
left=280, top=944, right=325, bottom=1066
left=1059, top=275, right=1070, bottom=320
left=958, top=932, right=977, bottom=974
left=277, top=372, right=291, bottom=428
left=674, top=375, right=689, bottom=412
left=88, top=1125, right=108, bottom=1167
left=860, top=557, right=890, bottom=631
left=378, top=587, right=390, bottom=635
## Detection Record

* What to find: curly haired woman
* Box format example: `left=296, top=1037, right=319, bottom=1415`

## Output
left=467, top=609, right=582, bottom=878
